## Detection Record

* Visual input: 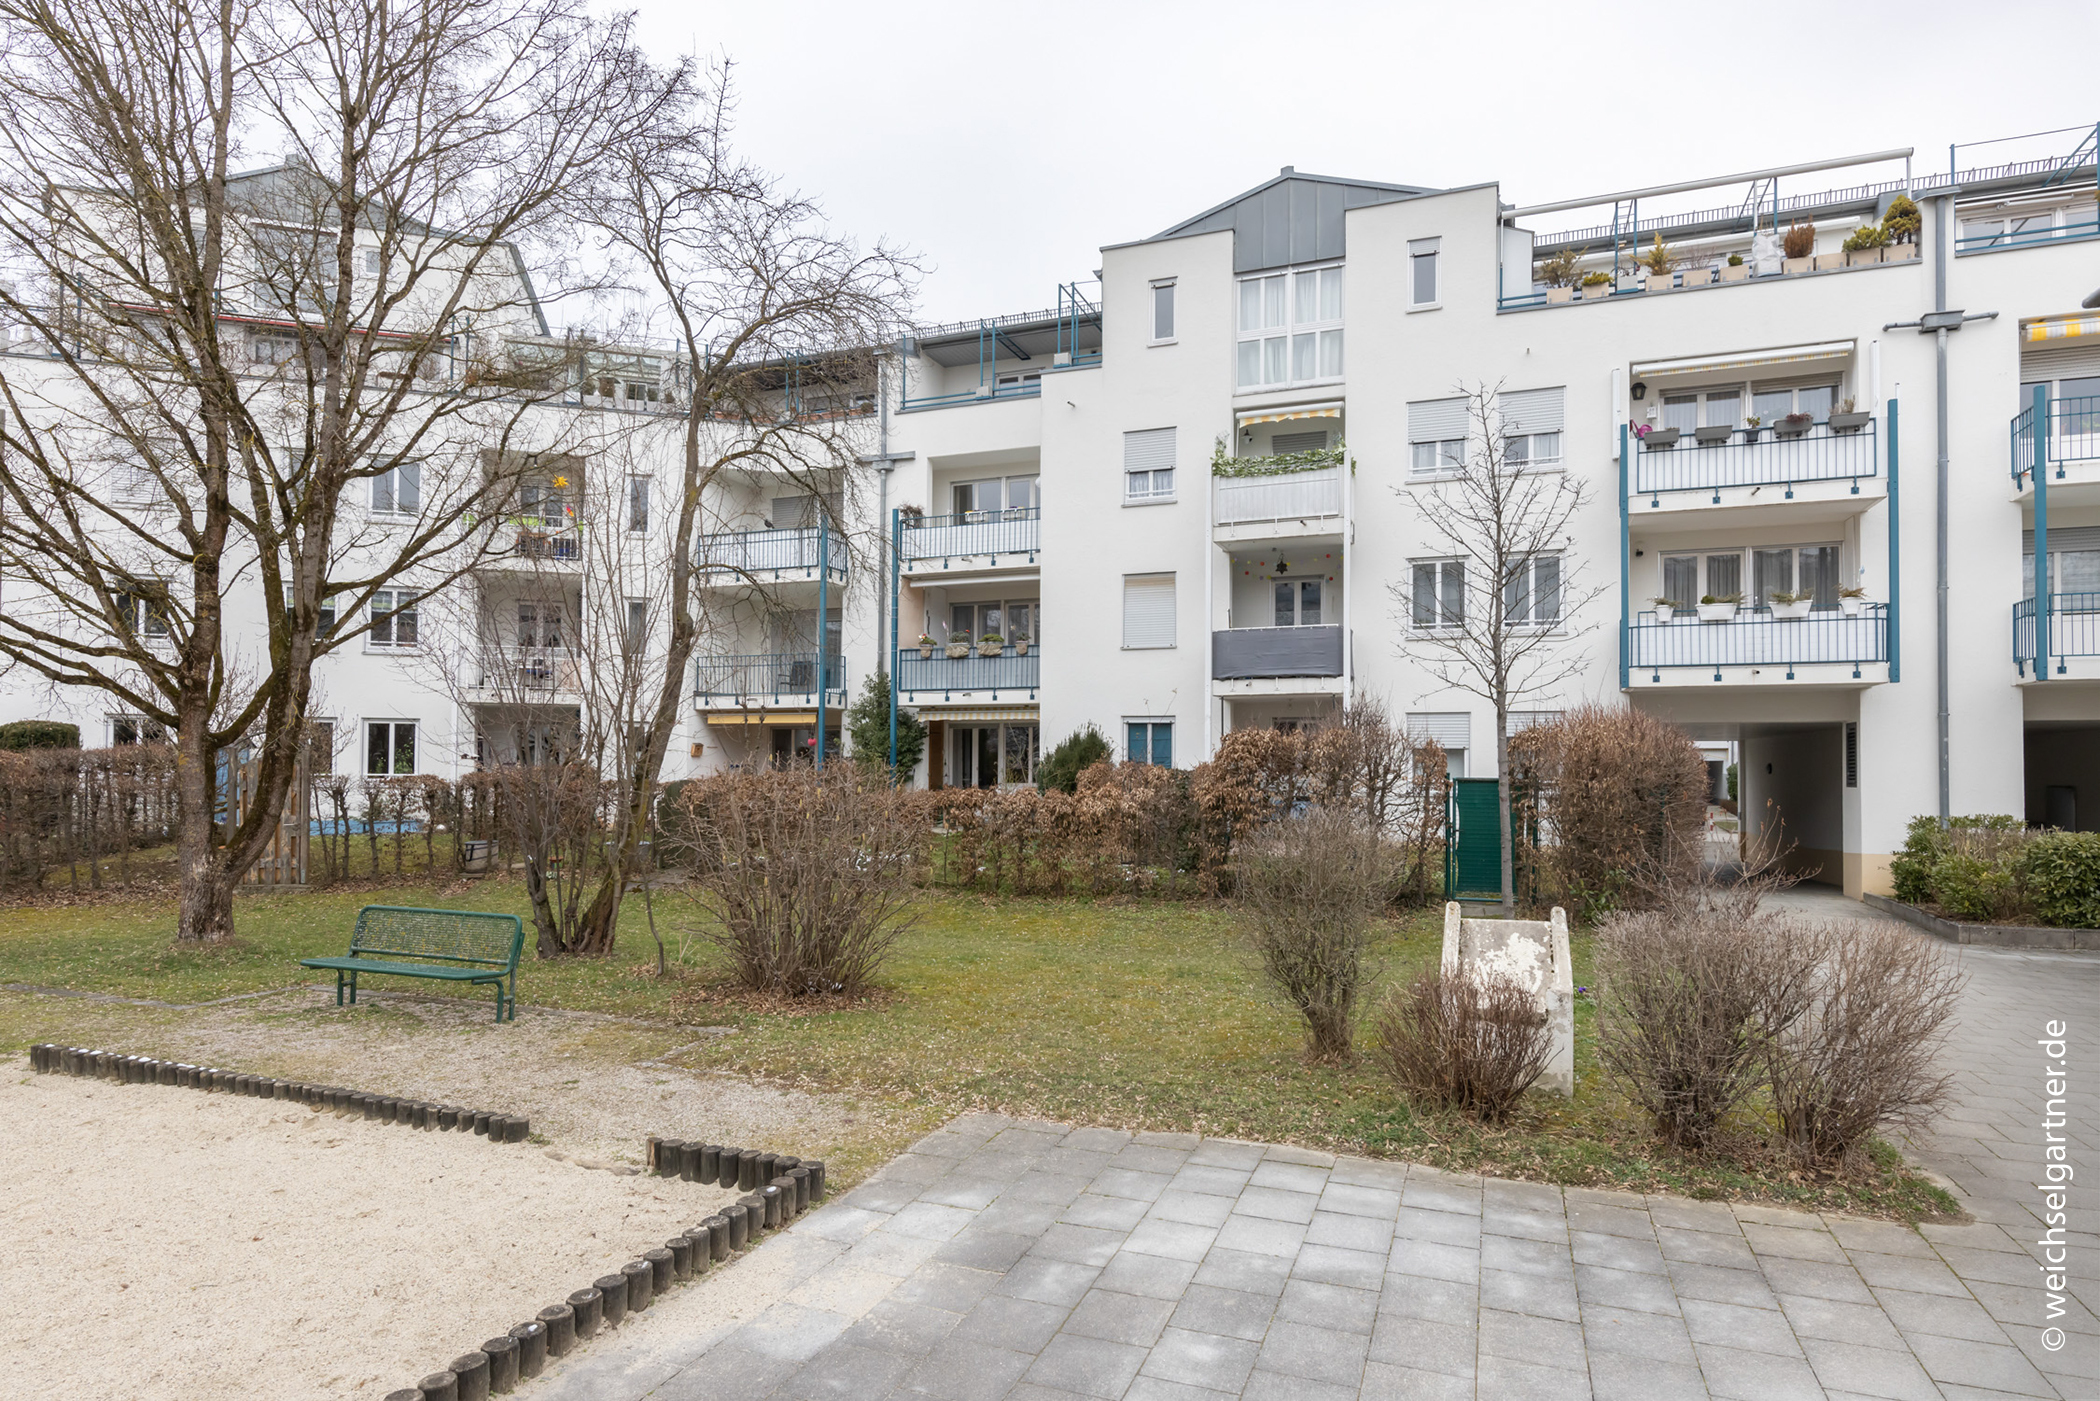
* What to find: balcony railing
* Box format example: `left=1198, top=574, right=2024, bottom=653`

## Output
left=1632, top=420, right=1877, bottom=499
left=1957, top=214, right=2100, bottom=255
left=697, top=526, right=846, bottom=580
left=1212, top=624, right=1344, bottom=680
left=897, top=644, right=1040, bottom=698
left=900, top=507, right=1039, bottom=565
left=1628, top=605, right=1888, bottom=678
left=694, top=652, right=844, bottom=702
left=2011, top=396, right=2100, bottom=488
left=472, top=648, right=580, bottom=696
left=1215, top=466, right=1343, bottom=526
left=2016, top=594, right=2100, bottom=676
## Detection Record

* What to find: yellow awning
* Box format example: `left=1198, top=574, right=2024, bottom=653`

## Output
left=1631, top=341, right=1854, bottom=379
left=2026, top=316, right=2100, bottom=342
left=1236, top=401, right=1343, bottom=425
left=700, top=711, right=819, bottom=726
left=915, top=707, right=1039, bottom=723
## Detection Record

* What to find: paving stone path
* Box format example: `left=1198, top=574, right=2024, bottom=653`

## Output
left=533, top=926, right=2097, bottom=1401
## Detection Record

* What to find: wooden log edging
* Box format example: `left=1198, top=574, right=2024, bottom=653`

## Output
left=25, top=1043, right=532, bottom=1142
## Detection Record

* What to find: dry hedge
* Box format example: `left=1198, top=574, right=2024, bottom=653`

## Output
left=1236, top=808, right=1389, bottom=1062
left=1377, top=967, right=1552, bottom=1123
left=0, top=745, right=181, bottom=891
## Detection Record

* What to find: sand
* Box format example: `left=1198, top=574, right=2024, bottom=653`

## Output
left=0, top=1073, right=736, bottom=1399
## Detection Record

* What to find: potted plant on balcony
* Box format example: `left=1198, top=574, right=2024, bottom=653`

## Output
left=1782, top=221, right=1816, bottom=275
left=1697, top=592, right=1741, bottom=623
left=1883, top=194, right=1922, bottom=260
left=1636, top=422, right=1681, bottom=449
left=944, top=635, right=972, bottom=660
left=1695, top=422, right=1735, bottom=446
left=1775, top=411, right=1815, bottom=439
left=1652, top=597, right=1686, bottom=624
left=1767, top=589, right=1812, bottom=621
left=1011, top=632, right=1031, bottom=656
left=1742, top=414, right=1764, bottom=443
left=1537, top=246, right=1584, bottom=303
left=1718, top=252, right=1750, bottom=284
left=1639, top=233, right=1676, bottom=292
left=1828, top=397, right=1871, bottom=433
left=1838, top=584, right=1868, bottom=618
left=1581, top=270, right=1612, bottom=302
left=1842, top=221, right=1891, bottom=266
left=917, top=632, right=936, bottom=660
left=977, top=632, right=1005, bottom=657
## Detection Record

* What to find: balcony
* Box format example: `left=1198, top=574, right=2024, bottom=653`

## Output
left=897, top=644, right=1039, bottom=702
left=2016, top=595, right=2100, bottom=679
left=1214, top=456, right=1344, bottom=543
left=1628, top=605, right=1888, bottom=685
left=2011, top=395, right=2100, bottom=504
left=467, top=648, right=581, bottom=702
left=899, top=508, right=1039, bottom=578
left=479, top=510, right=583, bottom=572
left=694, top=652, right=845, bottom=709
left=1631, top=420, right=1879, bottom=516
left=697, top=526, right=847, bottom=586
left=1212, top=625, right=1345, bottom=687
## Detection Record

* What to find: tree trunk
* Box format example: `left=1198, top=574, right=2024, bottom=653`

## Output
left=1496, top=703, right=1515, bottom=918
left=174, top=734, right=235, bottom=942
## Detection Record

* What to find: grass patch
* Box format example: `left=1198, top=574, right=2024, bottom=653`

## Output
left=0, top=882, right=1959, bottom=1220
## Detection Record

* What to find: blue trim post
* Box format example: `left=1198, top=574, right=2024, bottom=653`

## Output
left=1887, top=398, right=1901, bottom=683
left=889, top=507, right=901, bottom=774
left=1618, top=423, right=1630, bottom=690
left=2035, top=383, right=2051, bottom=678
left=815, top=516, right=829, bottom=766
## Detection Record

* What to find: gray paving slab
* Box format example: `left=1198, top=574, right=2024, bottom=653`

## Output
left=519, top=921, right=2095, bottom=1401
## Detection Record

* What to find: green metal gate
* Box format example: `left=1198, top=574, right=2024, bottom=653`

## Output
left=1444, top=777, right=1503, bottom=901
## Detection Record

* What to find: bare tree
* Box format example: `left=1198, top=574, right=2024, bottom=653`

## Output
left=550, top=60, right=917, bottom=956
left=1389, top=382, right=1603, bottom=915
left=0, top=0, right=672, bottom=940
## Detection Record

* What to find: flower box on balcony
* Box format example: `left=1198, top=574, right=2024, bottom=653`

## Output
left=1888, top=243, right=1920, bottom=262
left=1828, top=412, right=1871, bottom=433
left=1546, top=286, right=1574, bottom=304
left=1013, top=638, right=1031, bottom=656
left=944, top=641, right=971, bottom=659
left=1694, top=426, right=1734, bottom=446
left=1697, top=600, right=1740, bottom=623
left=1783, top=256, right=1813, bottom=276
left=1839, top=594, right=1867, bottom=617
left=1769, top=597, right=1812, bottom=621
left=1845, top=247, right=1885, bottom=268
left=919, top=644, right=935, bottom=659
left=1718, top=263, right=1750, bottom=283
left=977, top=637, right=1005, bottom=658
left=1641, top=427, right=1681, bottom=448
left=1774, top=415, right=1814, bottom=439
left=1814, top=253, right=1847, bottom=273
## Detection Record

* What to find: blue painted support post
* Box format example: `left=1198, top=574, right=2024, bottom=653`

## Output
left=1887, top=398, right=1900, bottom=683
left=2035, top=383, right=2051, bottom=678
left=1618, top=423, right=1630, bottom=691
left=815, top=517, right=829, bottom=766
left=888, top=508, right=900, bottom=774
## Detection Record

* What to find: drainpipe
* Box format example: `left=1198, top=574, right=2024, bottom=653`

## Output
left=816, top=516, right=828, bottom=770
left=1933, top=197, right=1950, bottom=820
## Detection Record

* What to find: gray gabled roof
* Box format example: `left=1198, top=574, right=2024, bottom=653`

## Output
left=1137, top=167, right=1437, bottom=273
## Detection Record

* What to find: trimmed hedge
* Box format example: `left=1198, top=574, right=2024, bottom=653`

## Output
left=0, top=720, right=81, bottom=751
left=2020, top=831, right=2100, bottom=929
left=1889, top=814, right=2100, bottom=928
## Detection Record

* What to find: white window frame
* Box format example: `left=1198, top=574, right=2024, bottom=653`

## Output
left=1149, top=279, right=1177, bottom=344
left=1409, top=558, right=1466, bottom=631
left=1503, top=552, right=1565, bottom=629
left=626, top=476, right=650, bottom=533
left=364, top=719, right=419, bottom=776
left=1409, top=238, right=1441, bottom=310
left=1123, top=427, right=1177, bottom=503
left=1271, top=577, right=1325, bottom=627
left=369, top=460, right=421, bottom=517
left=1410, top=438, right=1466, bottom=478
left=1235, top=262, right=1344, bottom=392
left=625, top=598, right=649, bottom=654
left=367, top=589, right=420, bottom=650
left=109, top=714, right=168, bottom=746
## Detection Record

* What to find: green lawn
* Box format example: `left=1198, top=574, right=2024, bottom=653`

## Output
left=0, top=880, right=1958, bottom=1220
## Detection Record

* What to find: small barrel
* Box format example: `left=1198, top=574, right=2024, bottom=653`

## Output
left=566, top=1288, right=602, bottom=1341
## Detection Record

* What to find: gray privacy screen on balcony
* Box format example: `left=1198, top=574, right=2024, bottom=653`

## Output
left=1212, top=624, right=1343, bottom=679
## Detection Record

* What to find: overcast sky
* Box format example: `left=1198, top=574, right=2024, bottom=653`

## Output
left=627, top=0, right=2100, bottom=326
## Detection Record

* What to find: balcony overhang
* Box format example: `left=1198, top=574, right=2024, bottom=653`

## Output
left=899, top=557, right=1041, bottom=584
left=694, top=697, right=840, bottom=716
left=1211, top=675, right=1348, bottom=699
left=1631, top=340, right=1854, bottom=382
left=1628, top=664, right=1888, bottom=690
left=1630, top=478, right=1886, bottom=529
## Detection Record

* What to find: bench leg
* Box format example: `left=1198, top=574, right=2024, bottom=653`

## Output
left=335, top=970, right=345, bottom=1008
left=347, top=971, right=358, bottom=1007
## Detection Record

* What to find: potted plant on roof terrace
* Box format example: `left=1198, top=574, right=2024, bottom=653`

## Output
left=1639, top=234, right=1677, bottom=291
left=1581, top=270, right=1612, bottom=302
left=1636, top=421, right=1680, bottom=449
left=1742, top=413, right=1764, bottom=443
left=1011, top=632, right=1031, bottom=656
left=1782, top=221, right=1816, bottom=274
left=1842, top=221, right=1891, bottom=267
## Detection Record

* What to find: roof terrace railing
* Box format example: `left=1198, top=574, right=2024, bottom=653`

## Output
left=2012, top=395, right=2100, bottom=489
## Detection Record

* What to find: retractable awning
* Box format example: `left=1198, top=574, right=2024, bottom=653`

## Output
left=2025, top=315, right=2100, bottom=342
left=701, top=711, right=819, bottom=726
left=1631, top=341, right=1855, bottom=379
left=916, top=707, right=1039, bottom=723
left=1236, top=401, right=1343, bottom=425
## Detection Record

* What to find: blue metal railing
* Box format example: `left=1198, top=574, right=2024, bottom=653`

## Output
left=1057, top=282, right=1102, bottom=367
left=694, top=652, right=844, bottom=701
left=2017, top=594, right=2100, bottom=676
left=900, top=507, right=1040, bottom=565
left=697, top=526, right=848, bottom=579
left=897, top=645, right=1039, bottom=699
left=2012, top=395, right=2100, bottom=487
left=1628, top=604, right=1888, bottom=680
left=1957, top=215, right=2100, bottom=255
left=1632, top=420, right=1877, bottom=500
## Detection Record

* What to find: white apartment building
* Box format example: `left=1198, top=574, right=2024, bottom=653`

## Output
left=8, top=131, right=2100, bottom=898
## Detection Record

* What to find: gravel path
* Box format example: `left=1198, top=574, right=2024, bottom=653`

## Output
left=0, top=1073, right=735, bottom=1399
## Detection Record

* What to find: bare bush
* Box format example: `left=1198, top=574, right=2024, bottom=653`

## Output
left=1767, top=923, right=1966, bottom=1167
left=1235, top=809, right=1388, bottom=1062
left=1593, top=909, right=1822, bottom=1150
left=1377, top=968, right=1551, bottom=1122
left=672, top=767, right=924, bottom=996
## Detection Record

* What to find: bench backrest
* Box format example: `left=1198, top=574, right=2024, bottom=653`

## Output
left=350, top=905, right=524, bottom=969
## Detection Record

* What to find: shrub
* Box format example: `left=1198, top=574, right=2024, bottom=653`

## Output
left=672, top=766, right=924, bottom=996
left=845, top=670, right=926, bottom=780
left=0, top=720, right=82, bottom=750
left=1036, top=724, right=1111, bottom=794
left=1766, top=922, right=1964, bottom=1167
left=1887, top=814, right=2031, bottom=920
left=1377, top=968, right=1550, bottom=1122
left=1593, top=909, right=1821, bottom=1150
left=1235, top=808, right=1388, bottom=1062
left=1782, top=222, right=1816, bottom=259
left=1841, top=221, right=1891, bottom=252
left=1884, top=194, right=1922, bottom=243
left=1535, top=245, right=1585, bottom=288
left=2018, top=831, right=2100, bottom=928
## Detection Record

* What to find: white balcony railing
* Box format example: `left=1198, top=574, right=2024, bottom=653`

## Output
left=1215, top=467, right=1342, bottom=526
left=472, top=647, right=580, bottom=695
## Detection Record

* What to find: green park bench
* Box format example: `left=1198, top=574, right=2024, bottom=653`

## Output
left=301, top=905, right=525, bottom=1022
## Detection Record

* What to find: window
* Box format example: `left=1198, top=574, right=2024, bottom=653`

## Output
left=949, top=723, right=1040, bottom=787
left=950, top=598, right=1039, bottom=644
left=363, top=249, right=383, bottom=277
left=517, top=601, right=564, bottom=649
left=111, top=715, right=168, bottom=746
left=953, top=476, right=1039, bottom=517
left=994, top=368, right=1042, bottom=393
left=1273, top=579, right=1322, bottom=626
left=1235, top=264, right=1342, bottom=390
left=369, top=589, right=419, bottom=648
left=250, top=331, right=301, bottom=366
left=115, top=590, right=170, bottom=639
left=1503, top=553, right=1562, bottom=626
left=1409, top=238, right=1440, bottom=307
left=317, top=594, right=337, bottom=638
left=1411, top=559, right=1465, bottom=628
left=365, top=720, right=417, bottom=776
left=1151, top=281, right=1175, bottom=341
left=1124, top=427, right=1176, bottom=500
left=1122, top=573, right=1176, bottom=649
left=627, top=477, right=650, bottom=533
left=1409, top=396, right=1468, bottom=476
left=1408, top=712, right=1471, bottom=777
left=625, top=599, right=649, bottom=653
left=1844, top=722, right=1858, bottom=789
left=1666, top=546, right=1840, bottom=608
left=370, top=460, right=420, bottom=515
left=1126, top=720, right=1173, bottom=767
left=1752, top=380, right=1837, bottom=425
left=1499, top=387, right=1565, bottom=467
